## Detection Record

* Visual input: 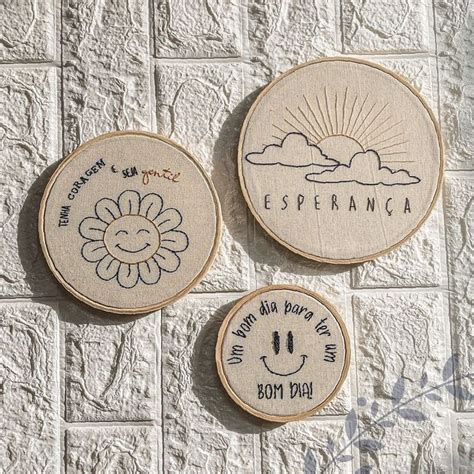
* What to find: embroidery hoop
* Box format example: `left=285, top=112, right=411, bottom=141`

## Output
left=39, top=131, right=222, bottom=314
left=238, top=57, right=444, bottom=264
left=216, top=285, right=351, bottom=422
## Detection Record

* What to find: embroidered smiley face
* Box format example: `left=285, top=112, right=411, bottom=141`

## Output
left=260, top=330, right=308, bottom=376
left=79, top=190, right=189, bottom=289
left=217, top=287, right=350, bottom=421
left=104, top=215, right=160, bottom=264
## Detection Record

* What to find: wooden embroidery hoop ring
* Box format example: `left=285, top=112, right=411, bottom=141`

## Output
left=215, top=284, right=351, bottom=422
left=38, top=130, right=222, bottom=315
left=237, top=57, right=445, bottom=265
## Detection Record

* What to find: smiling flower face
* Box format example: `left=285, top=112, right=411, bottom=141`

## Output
left=79, top=190, right=189, bottom=288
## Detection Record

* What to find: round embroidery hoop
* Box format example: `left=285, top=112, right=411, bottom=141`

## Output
left=216, top=285, right=350, bottom=422
left=39, top=131, right=222, bottom=314
left=238, top=57, right=444, bottom=264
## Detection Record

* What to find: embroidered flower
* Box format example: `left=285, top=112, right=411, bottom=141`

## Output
left=79, top=190, right=188, bottom=289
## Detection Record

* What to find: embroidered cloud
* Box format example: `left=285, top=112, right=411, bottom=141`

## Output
left=245, top=133, right=339, bottom=168
left=305, top=150, right=421, bottom=186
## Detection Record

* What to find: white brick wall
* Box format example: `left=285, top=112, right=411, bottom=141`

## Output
left=0, top=0, right=472, bottom=472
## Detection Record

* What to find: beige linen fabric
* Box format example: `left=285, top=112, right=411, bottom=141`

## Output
left=40, top=132, right=220, bottom=313
left=217, top=286, right=349, bottom=421
left=239, top=58, right=442, bottom=263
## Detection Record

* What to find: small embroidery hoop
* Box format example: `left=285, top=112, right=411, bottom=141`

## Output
left=215, top=285, right=351, bottom=422
left=237, top=57, right=444, bottom=264
left=38, top=131, right=222, bottom=314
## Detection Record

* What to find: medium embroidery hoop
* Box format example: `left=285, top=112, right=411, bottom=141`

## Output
left=238, top=57, right=444, bottom=264
left=39, top=131, right=222, bottom=314
left=215, top=285, right=351, bottom=422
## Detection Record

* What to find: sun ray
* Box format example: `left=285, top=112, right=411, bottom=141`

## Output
left=379, top=150, right=407, bottom=156
left=285, top=107, right=322, bottom=143
left=355, top=103, right=389, bottom=146
left=334, top=91, right=339, bottom=134
left=352, top=101, right=377, bottom=140
left=273, top=123, right=290, bottom=135
left=324, top=87, right=335, bottom=135
left=347, top=93, right=369, bottom=137
left=341, top=87, right=348, bottom=135
left=364, top=119, right=403, bottom=143
left=377, top=140, right=409, bottom=152
left=370, top=132, right=404, bottom=148
left=272, top=134, right=284, bottom=141
left=303, top=95, right=326, bottom=138
left=380, top=159, right=415, bottom=163
left=283, top=118, right=319, bottom=144
left=362, top=114, right=394, bottom=143
left=315, top=94, right=331, bottom=136
left=296, top=106, right=323, bottom=140
left=344, top=94, right=359, bottom=135
left=361, top=116, right=393, bottom=143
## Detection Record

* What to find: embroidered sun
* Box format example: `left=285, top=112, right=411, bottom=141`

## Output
left=79, top=190, right=189, bottom=289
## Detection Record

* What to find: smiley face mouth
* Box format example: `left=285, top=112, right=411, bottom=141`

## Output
left=260, top=354, right=308, bottom=377
left=115, top=243, right=150, bottom=254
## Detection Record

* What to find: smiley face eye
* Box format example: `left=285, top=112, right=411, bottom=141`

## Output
left=272, top=331, right=280, bottom=355
left=115, top=229, right=129, bottom=236
left=137, top=228, right=150, bottom=235
left=287, top=331, right=294, bottom=354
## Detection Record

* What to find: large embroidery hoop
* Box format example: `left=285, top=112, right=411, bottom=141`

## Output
left=39, top=131, right=222, bottom=314
left=238, top=58, right=444, bottom=264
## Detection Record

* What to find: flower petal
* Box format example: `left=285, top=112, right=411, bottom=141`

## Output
left=79, top=217, right=107, bottom=240
left=160, top=230, right=189, bottom=253
left=117, top=263, right=140, bottom=288
left=154, top=208, right=182, bottom=233
left=118, top=190, right=141, bottom=216
left=96, top=255, right=120, bottom=280
left=95, top=198, right=121, bottom=223
left=138, top=259, right=161, bottom=285
left=81, top=241, right=108, bottom=262
left=154, top=248, right=181, bottom=273
left=140, top=193, right=163, bottom=221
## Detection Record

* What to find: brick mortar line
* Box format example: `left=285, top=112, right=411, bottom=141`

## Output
left=0, top=285, right=450, bottom=305
left=146, top=1, right=164, bottom=470
left=153, top=56, right=245, bottom=65
left=430, top=2, right=461, bottom=471
left=0, top=61, right=62, bottom=68
left=0, top=52, right=438, bottom=70
left=346, top=293, right=359, bottom=471
left=62, top=420, right=157, bottom=428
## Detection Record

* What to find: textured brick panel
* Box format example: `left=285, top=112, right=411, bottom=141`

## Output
left=63, top=301, right=156, bottom=422
left=65, top=426, right=157, bottom=472
left=154, top=0, right=242, bottom=58
left=0, top=0, right=55, bottom=62
left=261, top=419, right=351, bottom=473
left=0, top=303, right=59, bottom=472
left=458, top=419, right=474, bottom=472
left=252, top=223, right=348, bottom=299
left=342, top=0, right=431, bottom=53
left=62, top=0, right=151, bottom=153
left=352, top=208, right=441, bottom=288
left=162, top=297, right=258, bottom=472
left=156, top=63, right=249, bottom=292
left=352, top=293, right=451, bottom=471
left=351, top=57, right=441, bottom=289
left=247, top=0, right=337, bottom=85
left=435, top=0, right=473, bottom=169
left=444, top=178, right=474, bottom=411
left=372, top=56, right=438, bottom=112
left=0, top=67, right=60, bottom=297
